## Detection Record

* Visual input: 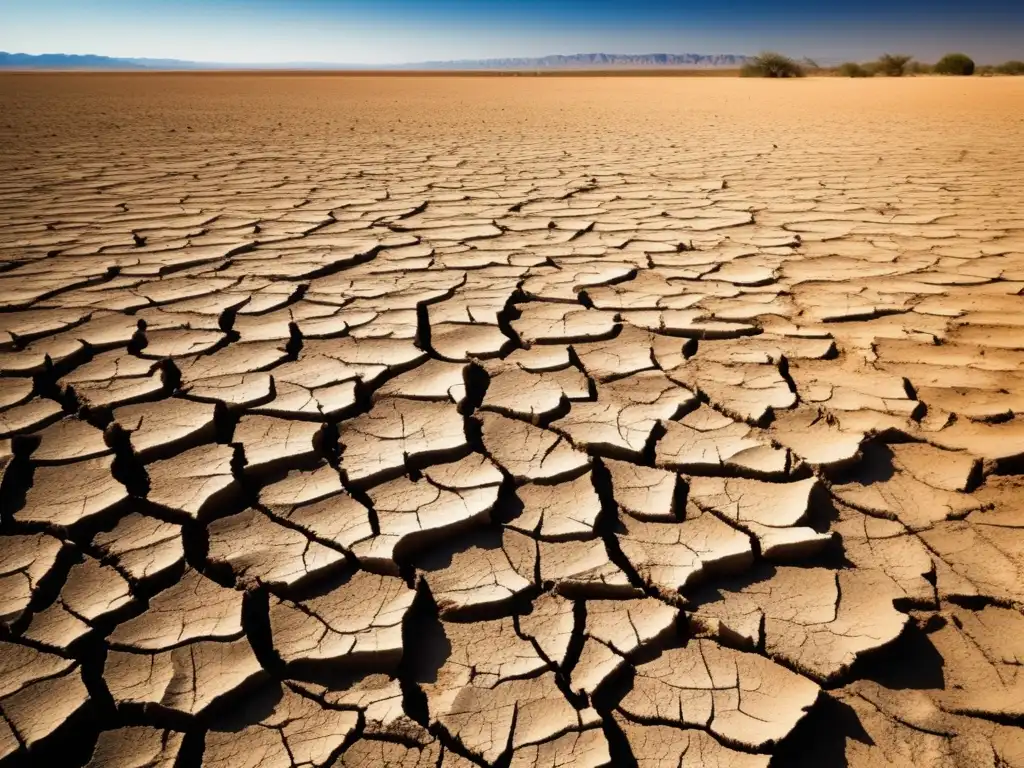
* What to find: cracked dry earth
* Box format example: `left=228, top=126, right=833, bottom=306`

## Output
left=1, top=74, right=1024, bottom=768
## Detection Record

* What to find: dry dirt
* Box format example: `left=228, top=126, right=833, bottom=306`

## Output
left=1, top=73, right=1024, bottom=767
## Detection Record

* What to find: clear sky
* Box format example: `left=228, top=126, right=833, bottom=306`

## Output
left=2, top=0, right=1022, bottom=65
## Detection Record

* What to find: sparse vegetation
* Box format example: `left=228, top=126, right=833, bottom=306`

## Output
left=741, top=52, right=806, bottom=78
left=800, top=57, right=822, bottom=74
left=876, top=53, right=913, bottom=77
left=906, top=60, right=933, bottom=75
left=996, top=60, right=1024, bottom=75
left=934, top=53, right=975, bottom=76
left=838, top=62, right=871, bottom=78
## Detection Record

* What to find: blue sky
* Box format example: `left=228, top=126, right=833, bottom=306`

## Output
left=2, top=0, right=1022, bottom=64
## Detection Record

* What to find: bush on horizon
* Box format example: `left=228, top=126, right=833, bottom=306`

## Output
left=876, top=53, right=913, bottom=77
left=907, top=60, right=933, bottom=75
left=838, top=62, right=871, bottom=77
left=934, top=53, right=976, bottom=76
left=996, top=60, right=1024, bottom=75
left=741, top=52, right=806, bottom=78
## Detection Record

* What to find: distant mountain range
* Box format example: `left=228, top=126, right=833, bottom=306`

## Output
left=0, top=51, right=752, bottom=71
left=408, top=53, right=752, bottom=69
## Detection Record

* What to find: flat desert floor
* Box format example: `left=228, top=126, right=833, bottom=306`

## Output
left=2, top=74, right=1024, bottom=767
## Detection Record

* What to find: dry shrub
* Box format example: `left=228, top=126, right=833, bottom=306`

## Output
left=741, top=52, right=806, bottom=78
left=876, top=53, right=913, bottom=77
left=934, top=53, right=975, bottom=76
left=838, top=62, right=871, bottom=78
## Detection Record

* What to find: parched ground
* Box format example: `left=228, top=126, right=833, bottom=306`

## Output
left=2, top=73, right=1024, bottom=767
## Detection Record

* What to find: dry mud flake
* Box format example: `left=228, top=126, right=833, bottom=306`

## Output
left=415, top=527, right=536, bottom=617
left=422, top=612, right=546, bottom=685
left=110, top=397, right=217, bottom=461
left=508, top=728, right=611, bottom=768
left=233, top=414, right=322, bottom=475
left=624, top=309, right=759, bottom=341
left=511, top=302, right=617, bottom=344
left=927, top=604, right=1024, bottom=720
left=185, top=371, right=274, bottom=410
left=57, top=555, right=135, bottom=625
left=60, top=352, right=167, bottom=411
left=204, top=684, right=358, bottom=768
left=430, top=321, right=512, bottom=360
left=355, top=454, right=502, bottom=570
left=836, top=680, right=1024, bottom=768
left=687, top=476, right=831, bottom=559
left=255, top=377, right=358, bottom=421
left=619, top=639, right=820, bottom=751
left=479, top=412, right=589, bottom=482
left=104, top=635, right=265, bottom=717
left=617, top=508, right=754, bottom=595
left=919, top=511, right=1024, bottom=605
left=339, top=398, right=468, bottom=485
left=571, top=325, right=659, bottom=382
left=692, top=566, right=907, bottom=682
left=107, top=567, right=243, bottom=650
left=258, top=462, right=378, bottom=555
left=502, top=345, right=575, bottom=373
left=207, top=507, right=345, bottom=590
left=269, top=569, right=413, bottom=667
left=667, top=360, right=796, bottom=425
left=293, top=672, right=425, bottom=742
left=551, top=370, right=696, bottom=457
left=0, top=642, right=90, bottom=758
left=0, top=397, right=64, bottom=439
left=888, top=441, right=979, bottom=492
left=613, top=712, right=770, bottom=768
left=517, top=591, right=577, bottom=667
left=692, top=335, right=834, bottom=366
left=788, top=360, right=921, bottom=419
left=19, top=598, right=91, bottom=652
left=604, top=459, right=679, bottom=522
left=259, top=462, right=345, bottom=508
left=373, top=358, right=468, bottom=404
left=430, top=669, right=603, bottom=765
left=522, top=537, right=638, bottom=598
left=92, top=512, right=184, bottom=584
left=416, top=614, right=609, bottom=763
left=29, top=416, right=110, bottom=464
left=924, top=417, right=1024, bottom=470
left=511, top=472, right=603, bottom=540
left=85, top=726, right=184, bottom=768
left=831, top=503, right=935, bottom=602
left=481, top=363, right=589, bottom=423
left=571, top=597, right=678, bottom=696
left=17, top=455, right=128, bottom=528
left=767, top=406, right=866, bottom=468
left=0, top=533, right=64, bottom=626
left=146, top=443, right=238, bottom=518
left=334, top=738, right=443, bottom=768
left=655, top=405, right=788, bottom=478
left=832, top=442, right=982, bottom=531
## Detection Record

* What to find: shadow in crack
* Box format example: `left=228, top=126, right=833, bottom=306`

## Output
left=771, top=692, right=864, bottom=767
left=845, top=618, right=946, bottom=691
left=824, top=441, right=898, bottom=486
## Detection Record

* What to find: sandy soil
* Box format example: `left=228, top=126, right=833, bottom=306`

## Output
left=1, top=74, right=1024, bottom=767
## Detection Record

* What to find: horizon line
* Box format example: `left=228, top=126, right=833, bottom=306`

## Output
left=0, top=49, right=821, bottom=69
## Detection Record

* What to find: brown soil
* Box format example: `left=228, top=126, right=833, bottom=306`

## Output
left=1, top=74, right=1024, bottom=767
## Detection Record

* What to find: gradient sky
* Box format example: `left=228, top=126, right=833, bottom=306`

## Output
left=2, top=0, right=1022, bottom=64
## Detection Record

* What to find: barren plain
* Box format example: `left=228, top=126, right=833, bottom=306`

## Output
left=1, top=74, right=1024, bottom=767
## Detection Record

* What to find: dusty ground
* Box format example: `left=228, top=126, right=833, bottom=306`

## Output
left=1, top=74, right=1024, bottom=767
